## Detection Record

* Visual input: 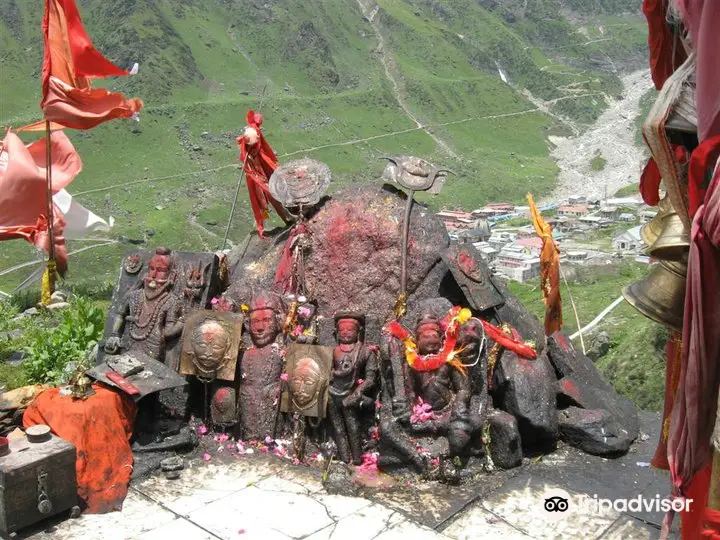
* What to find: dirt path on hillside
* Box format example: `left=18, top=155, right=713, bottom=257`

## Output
left=356, top=0, right=458, bottom=159
left=545, top=69, right=653, bottom=202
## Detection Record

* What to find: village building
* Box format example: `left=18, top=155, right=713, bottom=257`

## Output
left=515, top=225, right=537, bottom=239
left=512, top=236, right=543, bottom=256
left=488, top=231, right=517, bottom=250
left=436, top=210, right=481, bottom=234
left=565, top=250, right=589, bottom=262
left=579, top=215, right=603, bottom=227
left=599, top=206, right=620, bottom=220
left=456, top=218, right=491, bottom=243
left=471, top=203, right=515, bottom=218
left=613, top=226, right=643, bottom=251
left=494, top=246, right=541, bottom=283
left=557, top=204, right=590, bottom=217
left=472, top=241, right=498, bottom=264
left=618, top=212, right=636, bottom=222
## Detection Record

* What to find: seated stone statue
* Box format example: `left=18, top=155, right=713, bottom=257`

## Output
left=328, top=312, right=379, bottom=465
left=378, top=304, right=484, bottom=474
left=104, top=247, right=184, bottom=363
left=237, top=290, right=286, bottom=440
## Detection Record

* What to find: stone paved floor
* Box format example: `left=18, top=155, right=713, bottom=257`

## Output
left=20, top=412, right=678, bottom=540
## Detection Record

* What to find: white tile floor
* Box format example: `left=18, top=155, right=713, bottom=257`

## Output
left=26, top=457, right=662, bottom=540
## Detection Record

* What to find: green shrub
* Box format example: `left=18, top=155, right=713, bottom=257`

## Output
left=590, top=153, right=607, bottom=171
left=22, top=298, right=105, bottom=386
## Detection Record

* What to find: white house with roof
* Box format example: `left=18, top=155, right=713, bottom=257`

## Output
left=613, top=226, right=643, bottom=252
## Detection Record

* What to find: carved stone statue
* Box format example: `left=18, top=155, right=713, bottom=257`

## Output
left=183, top=261, right=210, bottom=312
left=328, top=313, right=379, bottom=465
left=104, top=247, right=184, bottom=363
left=379, top=303, right=485, bottom=474
left=237, top=290, right=286, bottom=440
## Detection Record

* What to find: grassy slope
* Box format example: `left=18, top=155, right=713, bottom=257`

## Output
left=0, top=0, right=645, bottom=294
left=508, top=262, right=667, bottom=411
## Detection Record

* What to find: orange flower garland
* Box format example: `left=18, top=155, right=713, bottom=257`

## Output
left=383, top=306, right=537, bottom=376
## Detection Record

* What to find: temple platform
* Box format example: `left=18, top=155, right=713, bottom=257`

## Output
left=22, top=412, right=677, bottom=540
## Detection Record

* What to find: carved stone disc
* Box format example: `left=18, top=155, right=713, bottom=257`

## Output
left=269, top=158, right=331, bottom=207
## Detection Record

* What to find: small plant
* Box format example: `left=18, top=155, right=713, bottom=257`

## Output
left=23, top=298, right=105, bottom=386
left=590, top=153, right=607, bottom=172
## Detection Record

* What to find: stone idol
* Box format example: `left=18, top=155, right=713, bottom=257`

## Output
left=237, top=290, right=287, bottom=440
left=328, top=312, right=379, bottom=465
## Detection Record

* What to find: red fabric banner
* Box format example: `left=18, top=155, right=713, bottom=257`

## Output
left=675, top=0, right=720, bottom=141
left=689, top=135, right=720, bottom=218
left=20, top=0, right=142, bottom=131
left=668, top=164, right=720, bottom=507
left=236, top=110, right=287, bottom=237
left=0, top=130, right=82, bottom=274
left=643, top=0, right=687, bottom=90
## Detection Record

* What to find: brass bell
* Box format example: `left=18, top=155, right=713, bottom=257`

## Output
left=641, top=196, right=673, bottom=248
left=622, top=258, right=687, bottom=331
left=647, top=212, right=690, bottom=261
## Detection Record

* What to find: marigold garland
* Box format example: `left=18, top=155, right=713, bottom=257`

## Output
left=383, top=306, right=537, bottom=376
left=383, top=306, right=472, bottom=374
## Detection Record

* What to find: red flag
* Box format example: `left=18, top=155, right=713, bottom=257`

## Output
left=643, top=0, right=687, bottom=90
left=20, top=0, right=142, bottom=131
left=0, top=131, right=82, bottom=275
left=236, top=110, right=288, bottom=238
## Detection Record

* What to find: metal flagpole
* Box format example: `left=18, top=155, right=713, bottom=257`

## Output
left=221, top=154, right=248, bottom=251
left=41, top=120, right=57, bottom=305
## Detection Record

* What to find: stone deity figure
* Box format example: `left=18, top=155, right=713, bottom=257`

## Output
left=237, top=290, right=286, bottom=440
left=379, top=306, right=484, bottom=474
left=328, top=313, right=379, bottom=465
left=105, top=247, right=184, bottom=363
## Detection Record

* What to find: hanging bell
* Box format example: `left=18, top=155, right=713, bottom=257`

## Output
left=641, top=196, right=673, bottom=248
left=622, top=259, right=687, bottom=331
left=647, top=212, right=690, bottom=261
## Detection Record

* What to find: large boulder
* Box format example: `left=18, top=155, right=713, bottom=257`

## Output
left=548, top=331, right=639, bottom=452
left=491, top=281, right=546, bottom=355
left=558, top=406, right=633, bottom=455
left=491, top=350, right=559, bottom=450
left=226, top=184, right=450, bottom=344
left=487, top=409, right=523, bottom=469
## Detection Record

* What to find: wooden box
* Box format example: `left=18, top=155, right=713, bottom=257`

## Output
left=0, top=434, right=77, bottom=536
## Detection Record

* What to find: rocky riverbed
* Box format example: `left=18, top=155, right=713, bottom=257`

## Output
left=547, top=70, right=653, bottom=202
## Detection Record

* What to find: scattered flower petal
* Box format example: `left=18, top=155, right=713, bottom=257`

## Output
left=280, top=373, right=289, bottom=382
left=203, top=452, right=212, bottom=462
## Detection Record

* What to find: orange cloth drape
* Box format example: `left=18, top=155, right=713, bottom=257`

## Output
left=527, top=193, right=562, bottom=336
left=0, top=130, right=82, bottom=274
left=19, top=0, right=142, bottom=131
left=23, top=384, right=137, bottom=514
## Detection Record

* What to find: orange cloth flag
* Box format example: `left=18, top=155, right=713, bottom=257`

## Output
left=24, top=385, right=137, bottom=514
left=20, top=0, right=142, bottom=131
left=527, top=193, right=562, bottom=335
left=0, top=130, right=82, bottom=275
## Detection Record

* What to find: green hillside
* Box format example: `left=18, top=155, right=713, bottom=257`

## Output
left=0, top=0, right=647, bottom=290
